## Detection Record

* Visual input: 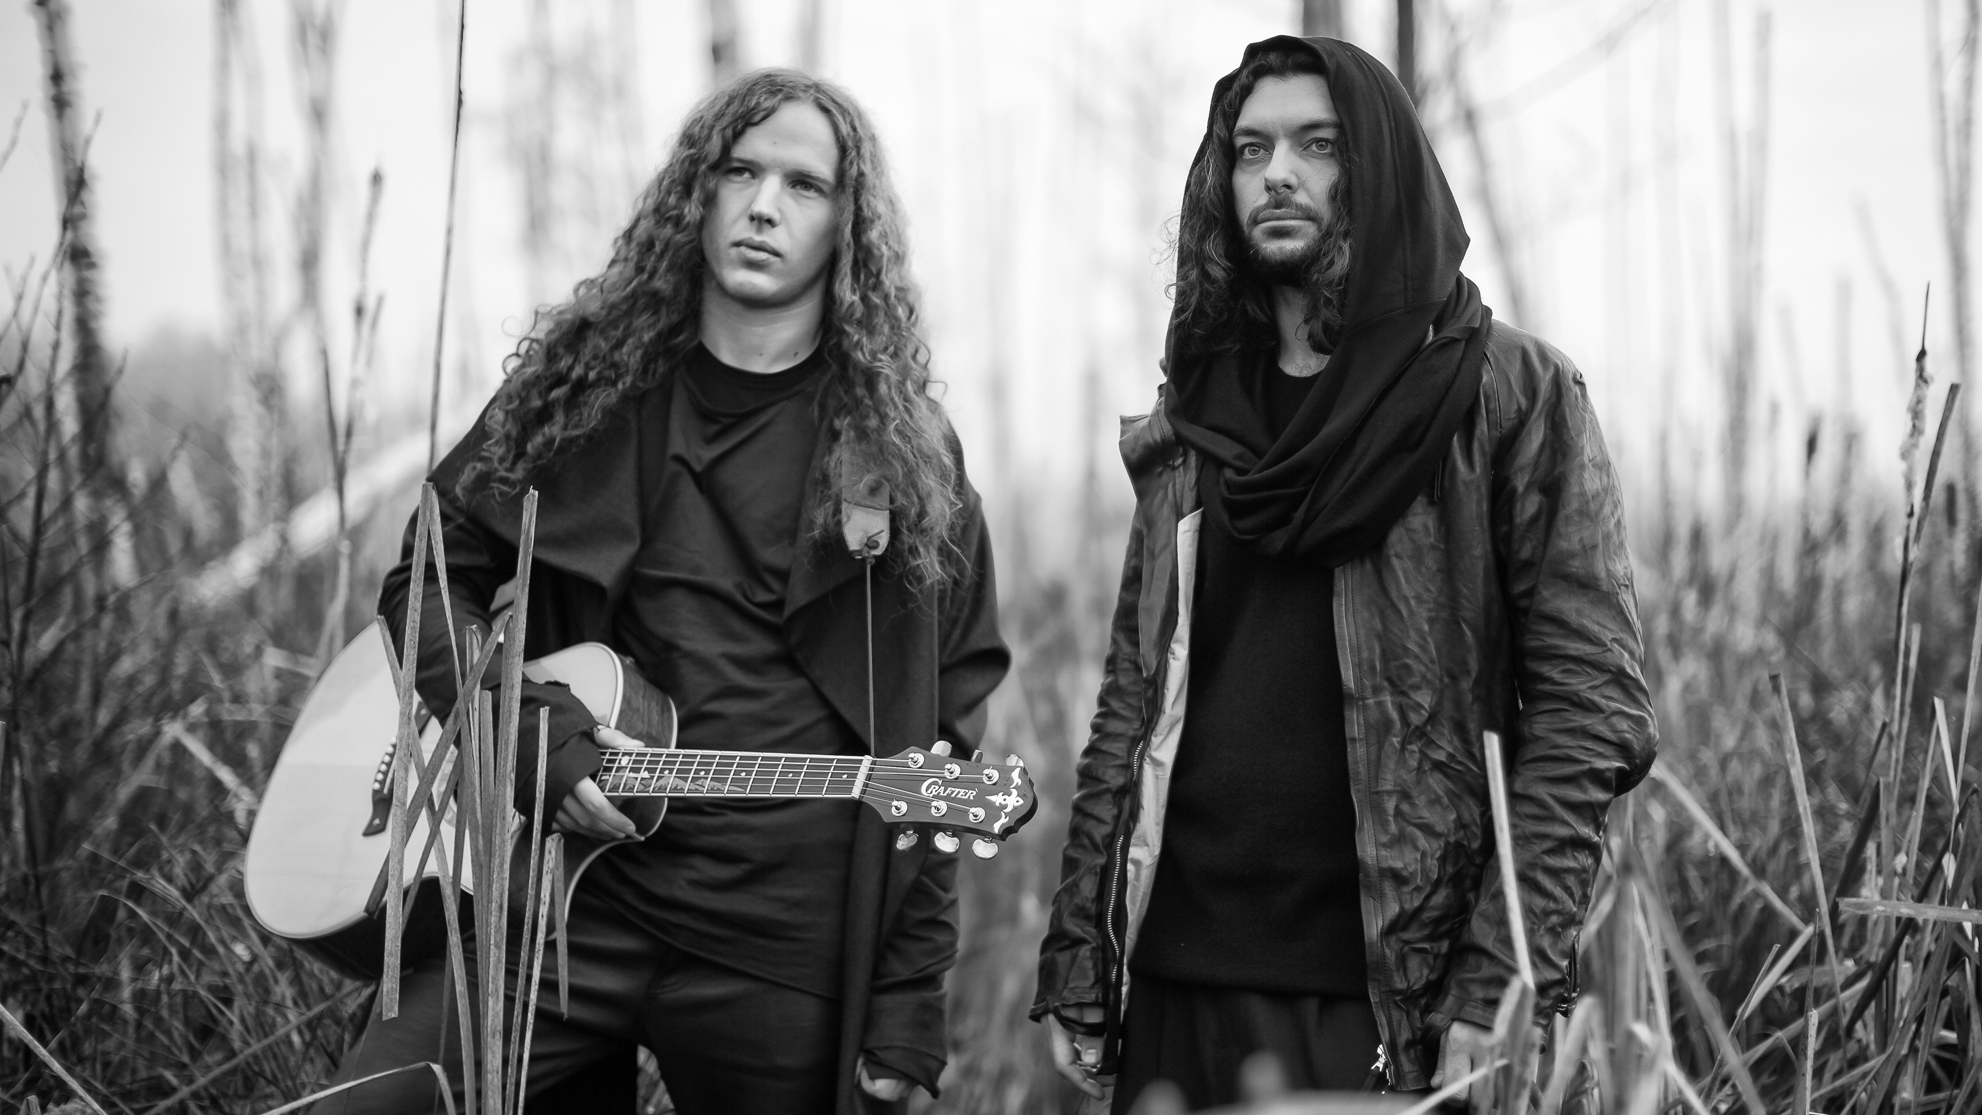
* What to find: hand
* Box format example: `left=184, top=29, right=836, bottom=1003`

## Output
left=552, top=766, right=637, bottom=841
left=856, top=1057, right=913, bottom=1102
left=1431, top=1019, right=1543, bottom=1115
left=1046, top=1004, right=1107, bottom=1099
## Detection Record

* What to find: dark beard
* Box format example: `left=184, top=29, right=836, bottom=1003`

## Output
left=1243, top=210, right=1352, bottom=353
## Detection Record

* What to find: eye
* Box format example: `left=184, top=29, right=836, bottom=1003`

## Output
left=1308, top=137, right=1336, bottom=155
left=1237, top=141, right=1267, bottom=160
left=790, top=177, right=825, bottom=197
left=722, top=163, right=754, bottom=181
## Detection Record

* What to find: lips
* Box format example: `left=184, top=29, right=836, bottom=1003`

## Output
left=734, top=237, right=782, bottom=260
left=1248, top=200, right=1321, bottom=230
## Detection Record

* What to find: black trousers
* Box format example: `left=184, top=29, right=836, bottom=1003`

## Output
left=1113, top=972, right=1384, bottom=1114
left=312, top=886, right=841, bottom=1115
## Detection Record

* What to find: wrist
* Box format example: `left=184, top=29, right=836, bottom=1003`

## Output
left=1052, top=1005, right=1106, bottom=1036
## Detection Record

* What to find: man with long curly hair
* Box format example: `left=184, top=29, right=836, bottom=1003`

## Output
left=319, top=70, right=1008, bottom=1114
left=1031, top=36, right=1655, bottom=1113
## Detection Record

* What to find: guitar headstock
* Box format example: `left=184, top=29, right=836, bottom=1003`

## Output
left=858, top=742, right=1038, bottom=857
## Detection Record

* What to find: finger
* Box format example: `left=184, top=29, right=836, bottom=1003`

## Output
left=555, top=790, right=620, bottom=839
left=552, top=798, right=598, bottom=837
left=1445, top=1050, right=1472, bottom=1112
left=571, top=779, right=637, bottom=837
left=1053, top=1036, right=1105, bottom=1099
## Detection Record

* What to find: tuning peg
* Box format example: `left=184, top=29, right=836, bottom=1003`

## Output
left=971, top=837, right=999, bottom=860
left=971, top=749, right=985, bottom=762
left=933, top=830, right=960, bottom=854
left=1005, top=754, right=1025, bottom=768
left=931, top=740, right=954, bottom=757
left=894, top=829, right=919, bottom=851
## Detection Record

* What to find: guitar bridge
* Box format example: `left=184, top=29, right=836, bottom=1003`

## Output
left=362, top=705, right=433, bottom=836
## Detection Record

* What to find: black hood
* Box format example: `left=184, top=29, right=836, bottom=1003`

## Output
left=1164, top=34, right=1491, bottom=566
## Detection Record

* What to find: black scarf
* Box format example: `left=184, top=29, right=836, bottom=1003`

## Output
left=1166, top=35, right=1493, bottom=567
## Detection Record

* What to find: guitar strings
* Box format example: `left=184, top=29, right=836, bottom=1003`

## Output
left=592, top=752, right=1021, bottom=811
left=595, top=767, right=1005, bottom=797
left=594, top=768, right=995, bottom=804
left=594, top=751, right=999, bottom=784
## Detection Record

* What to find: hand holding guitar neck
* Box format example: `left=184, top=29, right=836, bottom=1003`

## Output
left=555, top=749, right=639, bottom=842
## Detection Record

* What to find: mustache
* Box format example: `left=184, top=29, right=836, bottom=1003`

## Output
left=1246, top=197, right=1323, bottom=230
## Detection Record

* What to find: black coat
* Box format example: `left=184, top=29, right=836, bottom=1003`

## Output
left=380, top=373, right=1010, bottom=1111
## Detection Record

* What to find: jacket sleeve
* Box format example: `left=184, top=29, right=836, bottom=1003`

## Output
left=859, top=484, right=1010, bottom=1096
left=1433, top=348, right=1658, bottom=1028
left=1030, top=495, right=1150, bottom=1023
left=376, top=488, right=602, bottom=828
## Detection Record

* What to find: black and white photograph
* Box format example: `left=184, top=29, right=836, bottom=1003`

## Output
left=0, top=1, right=1971, bottom=1112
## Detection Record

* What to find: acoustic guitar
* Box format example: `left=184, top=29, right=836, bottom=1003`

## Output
left=244, top=621, right=1037, bottom=980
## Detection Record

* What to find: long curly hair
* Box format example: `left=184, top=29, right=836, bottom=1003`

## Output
left=1171, top=45, right=1352, bottom=365
left=463, top=70, right=961, bottom=589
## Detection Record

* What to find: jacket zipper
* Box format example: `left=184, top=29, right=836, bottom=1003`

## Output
left=1102, top=713, right=1155, bottom=999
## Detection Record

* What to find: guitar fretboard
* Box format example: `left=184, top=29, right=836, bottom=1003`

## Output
left=595, top=748, right=868, bottom=799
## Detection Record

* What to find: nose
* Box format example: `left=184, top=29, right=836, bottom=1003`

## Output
left=1263, top=140, right=1299, bottom=196
left=747, top=176, right=780, bottom=227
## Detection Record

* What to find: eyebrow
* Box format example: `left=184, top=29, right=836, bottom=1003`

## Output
left=726, top=153, right=838, bottom=188
left=1233, top=119, right=1343, bottom=139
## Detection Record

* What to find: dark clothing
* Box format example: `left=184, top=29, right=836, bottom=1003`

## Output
left=1131, top=362, right=1364, bottom=996
left=377, top=359, right=1010, bottom=1111
left=590, top=344, right=859, bottom=1000
left=678, top=339, right=827, bottom=415
left=1032, top=320, right=1658, bottom=1090
left=1112, top=973, right=1383, bottom=1114
left=313, top=885, right=841, bottom=1115
left=1166, top=35, right=1493, bottom=568
left=1130, top=463, right=1361, bottom=996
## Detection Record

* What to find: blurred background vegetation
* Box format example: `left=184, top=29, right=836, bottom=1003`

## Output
left=5, top=0, right=1982, bottom=1112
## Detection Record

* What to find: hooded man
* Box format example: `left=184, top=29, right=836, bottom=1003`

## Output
left=1032, top=36, right=1656, bottom=1112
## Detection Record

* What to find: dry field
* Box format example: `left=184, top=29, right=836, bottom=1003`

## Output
left=4, top=317, right=1982, bottom=1114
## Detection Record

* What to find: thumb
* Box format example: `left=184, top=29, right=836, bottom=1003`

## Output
left=594, top=724, right=638, bottom=747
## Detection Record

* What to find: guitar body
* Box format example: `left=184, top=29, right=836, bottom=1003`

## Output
left=244, top=621, right=677, bottom=980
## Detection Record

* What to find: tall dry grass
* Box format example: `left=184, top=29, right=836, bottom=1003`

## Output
left=1, top=297, right=376, bottom=1111
left=9, top=293, right=1982, bottom=1114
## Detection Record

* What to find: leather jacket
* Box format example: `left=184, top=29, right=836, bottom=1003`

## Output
left=1031, top=321, right=1657, bottom=1090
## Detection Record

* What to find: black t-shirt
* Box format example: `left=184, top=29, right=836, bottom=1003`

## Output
left=1129, top=356, right=1368, bottom=997
left=584, top=342, right=863, bottom=1000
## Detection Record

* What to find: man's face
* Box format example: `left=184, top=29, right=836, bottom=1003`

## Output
left=701, top=100, right=841, bottom=308
left=1229, top=73, right=1343, bottom=283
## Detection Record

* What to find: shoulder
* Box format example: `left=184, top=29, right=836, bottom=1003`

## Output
left=1119, top=385, right=1182, bottom=480
left=1481, top=319, right=1589, bottom=433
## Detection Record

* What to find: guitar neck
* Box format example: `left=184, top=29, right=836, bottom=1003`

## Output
left=594, top=747, right=870, bottom=800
